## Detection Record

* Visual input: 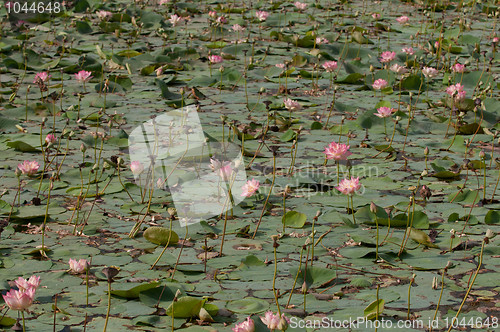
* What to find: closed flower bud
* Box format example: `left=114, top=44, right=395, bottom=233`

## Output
left=485, top=229, right=495, bottom=239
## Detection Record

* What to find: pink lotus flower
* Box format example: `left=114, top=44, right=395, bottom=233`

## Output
left=159, top=0, right=170, bottom=5
left=446, top=83, right=466, bottom=101
left=241, top=179, right=260, bottom=197
left=322, top=61, right=338, bottom=73
left=379, top=51, right=396, bottom=63
left=255, top=11, right=269, bottom=22
left=208, top=55, right=223, bottom=64
left=155, top=67, right=163, bottom=76
left=156, top=177, right=164, bottom=189
left=210, top=158, right=233, bottom=181
left=33, top=72, right=50, bottom=84
left=96, top=10, right=112, bottom=20
left=169, top=14, right=182, bottom=26
left=15, top=276, right=40, bottom=292
left=323, top=142, right=352, bottom=161
left=260, top=311, right=289, bottom=330
left=434, top=41, right=440, bottom=49
left=390, top=63, right=407, bottom=75
left=17, top=160, right=40, bottom=176
left=374, top=107, right=396, bottom=118
left=294, top=1, right=307, bottom=11
left=216, top=16, right=227, bottom=25
left=2, top=287, right=36, bottom=311
left=275, top=63, right=285, bottom=69
left=283, top=98, right=301, bottom=112
left=232, top=24, right=245, bottom=32
left=401, top=47, right=414, bottom=55
left=451, top=63, right=465, bottom=73
left=208, top=11, right=217, bottom=18
left=372, top=79, right=388, bottom=90
left=336, top=177, right=361, bottom=195
left=130, top=161, right=144, bottom=175
left=493, top=37, right=499, bottom=44
left=74, top=70, right=93, bottom=83
left=372, top=13, right=380, bottom=19
left=45, top=134, right=56, bottom=145
left=69, top=258, right=89, bottom=273
left=232, top=317, right=255, bottom=332
left=396, top=15, right=409, bottom=24
left=315, top=37, right=329, bottom=45
left=422, top=67, right=438, bottom=78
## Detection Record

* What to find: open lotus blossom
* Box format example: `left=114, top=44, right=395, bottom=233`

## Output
left=33, top=72, right=50, bottom=84
left=283, top=98, right=302, bottom=112
left=401, top=47, right=414, bottom=55
left=451, top=63, right=465, bottom=73
left=17, top=160, right=40, bottom=176
left=169, top=14, right=182, bottom=26
left=379, top=51, right=396, bottom=63
left=232, top=317, right=255, bottom=332
left=45, top=134, right=56, bottom=145
left=372, top=13, right=380, bottom=19
left=375, top=106, right=396, bottom=118
left=422, top=67, right=439, bottom=78
left=315, top=37, right=328, bottom=45
left=275, top=63, right=285, bottom=69
left=336, top=177, right=361, bottom=195
left=396, top=15, right=409, bottom=24
left=322, top=61, right=338, bottom=72
left=232, top=24, right=245, bottom=32
left=208, top=55, right=223, bottom=64
left=96, top=10, right=112, bottom=20
left=130, top=161, right=144, bottom=175
left=446, top=83, right=466, bottom=101
left=210, top=158, right=233, bottom=181
left=216, top=16, right=227, bottom=25
left=260, top=311, right=289, bottom=330
left=15, top=275, right=40, bottom=292
left=69, top=258, right=89, bottom=273
left=323, top=142, right=352, bottom=161
left=241, top=179, right=260, bottom=197
left=372, top=79, right=388, bottom=90
left=294, top=1, right=307, bottom=10
left=390, top=63, right=407, bottom=75
left=2, top=287, right=36, bottom=311
left=208, top=11, right=217, bottom=18
left=74, top=70, right=93, bottom=83
left=255, top=10, right=269, bottom=21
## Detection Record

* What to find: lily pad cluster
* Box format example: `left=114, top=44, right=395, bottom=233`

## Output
left=0, top=0, right=498, bottom=331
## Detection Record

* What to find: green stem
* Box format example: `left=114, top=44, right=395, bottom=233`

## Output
left=103, top=281, right=111, bottom=332
left=272, top=245, right=281, bottom=316
left=446, top=240, right=485, bottom=332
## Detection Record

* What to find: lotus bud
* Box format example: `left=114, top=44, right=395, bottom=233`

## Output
left=432, top=276, right=438, bottom=289
left=424, top=147, right=429, bottom=155
left=370, top=202, right=377, bottom=214
left=485, top=229, right=495, bottom=239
